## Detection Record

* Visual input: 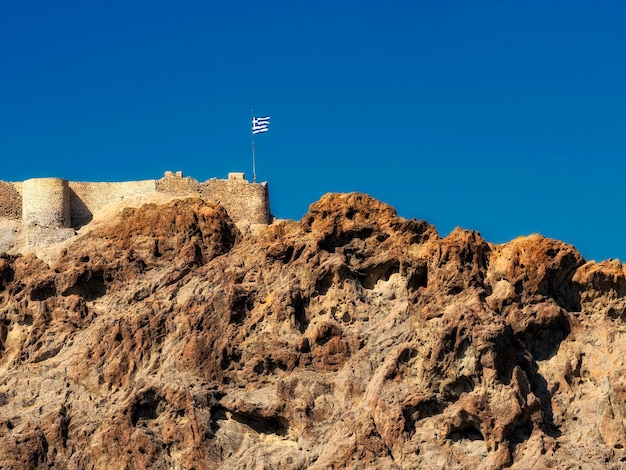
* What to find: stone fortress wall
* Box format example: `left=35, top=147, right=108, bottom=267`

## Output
left=156, top=171, right=270, bottom=225
left=0, top=172, right=271, bottom=248
left=22, top=178, right=72, bottom=229
left=22, top=178, right=75, bottom=246
left=69, top=180, right=157, bottom=228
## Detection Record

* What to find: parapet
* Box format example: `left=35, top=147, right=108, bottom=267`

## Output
left=228, top=172, right=246, bottom=181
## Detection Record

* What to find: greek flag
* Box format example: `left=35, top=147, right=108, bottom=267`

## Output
left=252, top=116, right=270, bottom=134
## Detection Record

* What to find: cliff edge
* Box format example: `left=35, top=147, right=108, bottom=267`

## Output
left=0, top=193, right=624, bottom=469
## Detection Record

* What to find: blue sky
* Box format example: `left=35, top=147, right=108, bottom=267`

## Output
left=1, top=1, right=625, bottom=261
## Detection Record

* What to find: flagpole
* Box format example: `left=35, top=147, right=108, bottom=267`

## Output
left=251, top=108, right=257, bottom=183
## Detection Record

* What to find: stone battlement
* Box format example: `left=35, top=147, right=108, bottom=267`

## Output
left=0, top=172, right=271, bottom=248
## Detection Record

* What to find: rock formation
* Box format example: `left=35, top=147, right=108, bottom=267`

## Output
left=0, top=193, right=624, bottom=469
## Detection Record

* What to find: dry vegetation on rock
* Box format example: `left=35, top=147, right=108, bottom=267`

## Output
left=0, top=194, right=624, bottom=469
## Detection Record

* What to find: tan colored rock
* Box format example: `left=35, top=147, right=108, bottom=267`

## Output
left=0, top=193, right=624, bottom=468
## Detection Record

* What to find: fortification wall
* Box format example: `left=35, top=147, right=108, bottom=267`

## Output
left=156, top=172, right=271, bottom=225
left=0, top=171, right=271, bottom=250
left=203, top=177, right=270, bottom=225
left=69, top=180, right=156, bottom=227
left=23, top=178, right=71, bottom=228
left=22, top=178, right=74, bottom=247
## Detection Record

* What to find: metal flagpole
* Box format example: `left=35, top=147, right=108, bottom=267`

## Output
left=251, top=108, right=257, bottom=183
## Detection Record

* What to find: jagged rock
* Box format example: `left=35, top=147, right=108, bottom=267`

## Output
left=0, top=194, right=624, bottom=469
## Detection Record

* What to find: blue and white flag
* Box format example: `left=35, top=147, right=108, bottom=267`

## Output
left=252, top=116, right=270, bottom=134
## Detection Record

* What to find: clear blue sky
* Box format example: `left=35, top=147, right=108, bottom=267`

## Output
left=1, top=1, right=625, bottom=261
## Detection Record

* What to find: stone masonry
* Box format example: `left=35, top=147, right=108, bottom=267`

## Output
left=0, top=172, right=271, bottom=248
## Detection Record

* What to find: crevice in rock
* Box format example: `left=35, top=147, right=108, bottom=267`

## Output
left=231, top=411, right=289, bottom=436
left=61, top=269, right=107, bottom=301
left=445, top=376, right=475, bottom=398
left=357, top=260, right=400, bottom=289
left=32, top=345, right=62, bottom=363
left=131, top=389, right=165, bottom=426
left=518, top=313, right=571, bottom=362
left=314, top=322, right=342, bottom=346
left=0, top=322, right=8, bottom=352
left=59, top=404, right=70, bottom=448
left=314, top=271, right=334, bottom=297
left=292, top=292, right=310, bottom=333
left=507, top=417, right=533, bottom=452
left=229, top=291, right=254, bottom=325
left=30, top=280, right=57, bottom=301
left=209, top=405, right=228, bottom=435
left=530, top=371, right=562, bottom=438
left=398, top=347, right=417, bottom=364
left=402, top=397, right=445, bottom=435
left=406, top=264, right=428, bottom=291
left=314, top=264, right=353, bottom=298
left=252, top=357, right=289, bottom=375
left=318, top=228, right=374, bottom=253
left=0, top=258, right=15, bottom=292
left=266, top=244, right=302, bottom=264
left=220, top=348, right=241, bottom=370
left=550, top=255, right=584, bottom=312
left=448, top=423, right=484, bottom=442
left=492, top=326, right=526, bottom=385
left=607, top=307, right=626, bottom=321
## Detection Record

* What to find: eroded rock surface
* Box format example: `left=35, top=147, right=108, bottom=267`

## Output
left=0, top=194, right=624, bottom=469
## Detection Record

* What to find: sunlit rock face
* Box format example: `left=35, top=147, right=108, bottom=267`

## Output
left=0, top=193, right=624, bottom=469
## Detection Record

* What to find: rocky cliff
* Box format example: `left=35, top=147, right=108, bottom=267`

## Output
left=0, top=193, right=624, bottom=469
